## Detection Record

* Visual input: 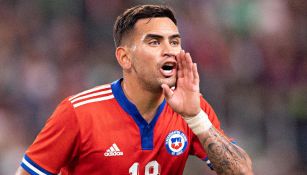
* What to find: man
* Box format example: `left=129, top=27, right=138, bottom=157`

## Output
left=16, top=4, right=253, bottom=175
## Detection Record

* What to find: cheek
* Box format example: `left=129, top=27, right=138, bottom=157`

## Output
left=132, top=46, right=161, bottom=70
left=132, top=58, right=158, bottom=76
left=134, top=49, right=159, bottom=65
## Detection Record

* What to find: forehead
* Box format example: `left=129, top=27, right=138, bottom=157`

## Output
left=133, top=17, right=179, bottom=37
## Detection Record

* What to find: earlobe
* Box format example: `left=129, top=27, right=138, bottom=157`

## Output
left=115, top=47, right=131, bottom=69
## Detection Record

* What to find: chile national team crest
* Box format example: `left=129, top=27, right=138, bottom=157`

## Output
left=165, top=130, right=188, bottom=156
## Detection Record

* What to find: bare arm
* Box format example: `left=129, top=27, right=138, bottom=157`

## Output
left=15, top=166, right=30, bottom=175
left=162, top=50, right=253, bottom=175
left=198, top=126, right=253, bottom=175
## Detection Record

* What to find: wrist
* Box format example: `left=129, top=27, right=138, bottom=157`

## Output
left=183, top=110, right=212, bottom=135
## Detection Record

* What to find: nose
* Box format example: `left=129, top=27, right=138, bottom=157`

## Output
left=162, top=43, right=179, bottom=58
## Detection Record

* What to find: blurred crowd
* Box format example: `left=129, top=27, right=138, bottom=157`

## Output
left=0, top=0, right=306, bottom=174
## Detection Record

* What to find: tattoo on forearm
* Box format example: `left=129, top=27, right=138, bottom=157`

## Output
left=202, top=127, right=251, bottom=175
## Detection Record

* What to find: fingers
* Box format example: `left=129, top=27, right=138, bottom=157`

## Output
left=177, top=50, right=184, bottom=78
left=193, top=63, right=200, bottom=84
left=161, top=84, right=173, bottom=99
left=185, top=52, right=194, bottom=81
left=177, top=50, right=198, bottom=82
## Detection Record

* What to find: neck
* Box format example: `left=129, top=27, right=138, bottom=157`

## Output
left=121, top=78, right=164, bottom=123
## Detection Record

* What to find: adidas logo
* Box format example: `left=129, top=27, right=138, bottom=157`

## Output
left=104, top=143, right=124, bottom=157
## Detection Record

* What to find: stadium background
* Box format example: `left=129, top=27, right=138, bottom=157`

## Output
left=0, top=0, right=306, bottom=174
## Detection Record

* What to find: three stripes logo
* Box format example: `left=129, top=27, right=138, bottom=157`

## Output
left=104, top=143, right=123, bottom=157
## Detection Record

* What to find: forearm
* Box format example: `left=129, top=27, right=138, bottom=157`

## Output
left=198, top=126, right=253, bottom=175
left=162, top=50, right=253, bottom=174
left=183, top=110, right=253, bottom=175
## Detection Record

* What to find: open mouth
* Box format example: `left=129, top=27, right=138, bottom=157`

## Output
left=160, top=62, right=177, bottom=77
left=162, top=64, right=174, bottom=71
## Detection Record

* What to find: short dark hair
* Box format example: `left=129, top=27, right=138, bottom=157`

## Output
left=113, top=4, right=177, bottom=47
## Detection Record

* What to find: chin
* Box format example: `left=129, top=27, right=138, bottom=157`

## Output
left=161, top=77, right=176, bottom=87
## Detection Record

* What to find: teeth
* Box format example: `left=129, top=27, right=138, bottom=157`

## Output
left=165, top=63, right=175, bottom=67
left=163, top=69, right=172, bottom=74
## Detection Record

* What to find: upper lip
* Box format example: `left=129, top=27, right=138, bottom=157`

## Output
left=161, top=59, right=177, bottom=70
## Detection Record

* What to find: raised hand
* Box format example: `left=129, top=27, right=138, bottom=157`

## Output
left=161, top=50, right=201, bottom=117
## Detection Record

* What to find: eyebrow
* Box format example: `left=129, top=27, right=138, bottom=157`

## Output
left=144, top=34, right=181, bottom=41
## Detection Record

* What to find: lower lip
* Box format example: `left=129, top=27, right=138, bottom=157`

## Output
left=160, top=68, right=176, bottom=77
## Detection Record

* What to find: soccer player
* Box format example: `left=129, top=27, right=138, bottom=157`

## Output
left=16, top=4, right=253, bottom=175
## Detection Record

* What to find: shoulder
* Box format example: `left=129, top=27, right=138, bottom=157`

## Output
left=67, top=83, right=114, bottom=109
left=48, top=83, right=116, bottom=132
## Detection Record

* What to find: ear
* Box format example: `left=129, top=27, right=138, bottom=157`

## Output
left=115, top=46, right=131, bottom=70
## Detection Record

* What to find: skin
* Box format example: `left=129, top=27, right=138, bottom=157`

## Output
left=16, top=17, right=253, bottom=175
left=116, top=17, right=182, bottom=122
left=119, top=17, right=253, bottom=174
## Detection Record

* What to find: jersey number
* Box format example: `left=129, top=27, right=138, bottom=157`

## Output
left=129, top=160, right=160, bottom=175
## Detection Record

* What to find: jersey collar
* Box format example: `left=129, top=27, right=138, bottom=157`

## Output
left=111, top=79, right=166, bottom=150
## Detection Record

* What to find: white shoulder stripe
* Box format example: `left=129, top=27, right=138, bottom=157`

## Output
left=70, top=89, right=112, bottom=103
left=22, top=157, right=47, bottom=175
left=73, top=94, right=114, bottom=108
left=69, top=84, right=111, bottom=101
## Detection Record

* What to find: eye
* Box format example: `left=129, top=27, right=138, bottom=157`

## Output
left=148, top=40, right=160, bottom=46
left=170, top=40, right=180, bottom=46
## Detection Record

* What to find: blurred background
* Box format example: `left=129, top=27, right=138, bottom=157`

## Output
left=0, top=0, right=306, bottom=174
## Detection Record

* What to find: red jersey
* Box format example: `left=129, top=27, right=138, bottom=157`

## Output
left=21, top=79, right=228, bottom=175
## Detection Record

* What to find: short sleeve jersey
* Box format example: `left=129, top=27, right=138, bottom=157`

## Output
left=21, top=79, right=228, bottom=175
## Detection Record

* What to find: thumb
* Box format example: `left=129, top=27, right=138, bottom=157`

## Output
left=161, top=84, right=174, bottom=100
